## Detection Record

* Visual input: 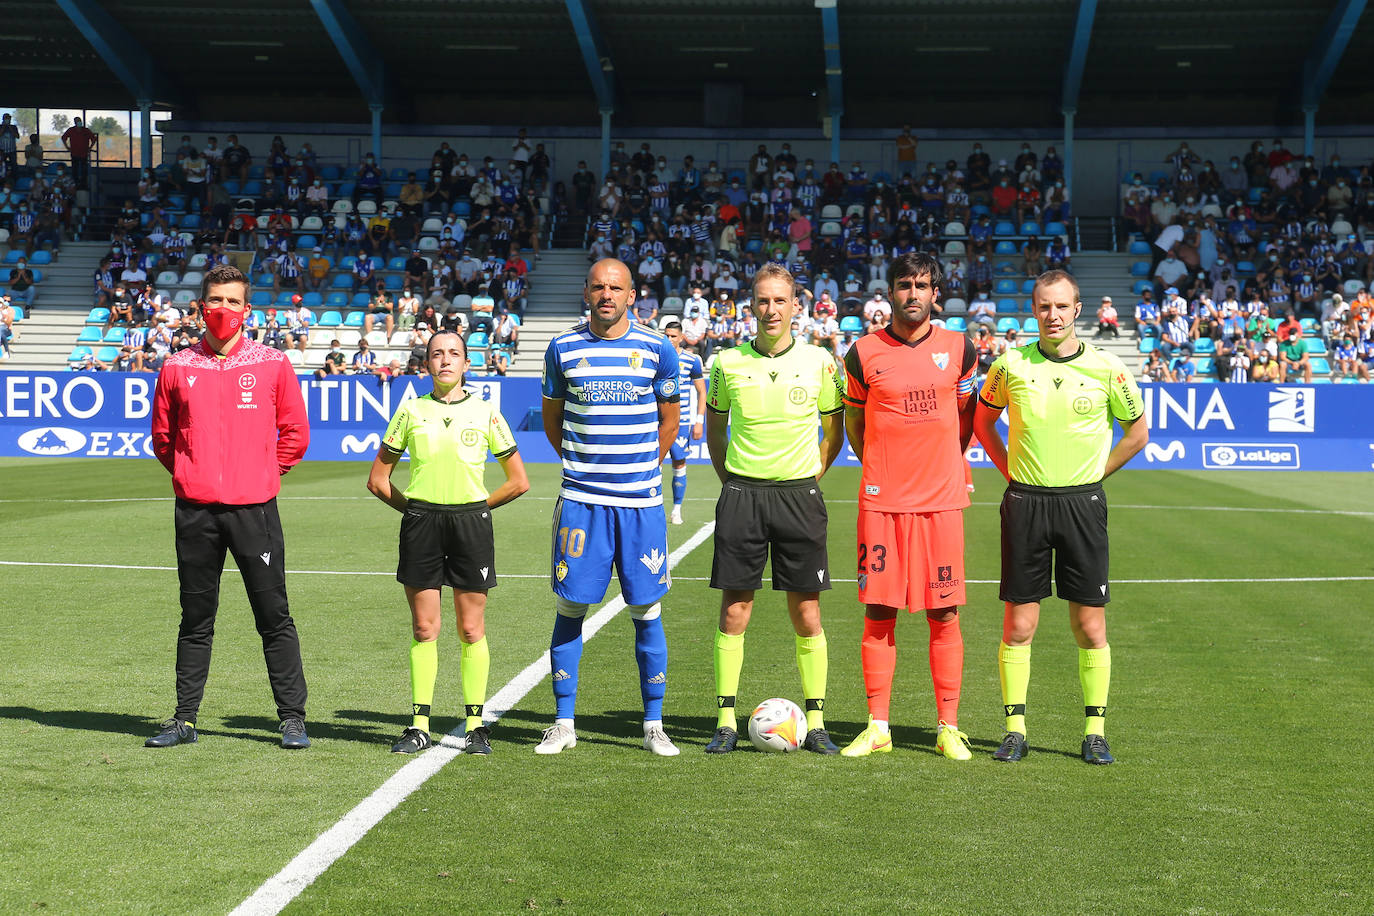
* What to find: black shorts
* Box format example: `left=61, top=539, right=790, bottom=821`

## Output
left=711, top=476, right=830, bottom=593
left=1000, top=480, right=1110, bottom=605
left=397, top=500, right=497, bottom=591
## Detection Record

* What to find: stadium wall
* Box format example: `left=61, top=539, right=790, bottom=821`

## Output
left=3, top=372, right=1372, bottom=472
left=156, top=121, right=1374, bottom=218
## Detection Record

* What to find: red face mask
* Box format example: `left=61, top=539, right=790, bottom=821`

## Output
left=203, top=305, right=243, bottom=342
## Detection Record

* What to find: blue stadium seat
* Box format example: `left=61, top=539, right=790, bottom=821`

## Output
left=250, top=291, right=272, bottom=307
left=944, top=316, right=967, bottom=332
left=14, top=176, right=32, bottom=191
left=1044, top=222, right=1068, bottom=237
left=181, top=213, right=200, bottom=229
left=326, top=292, right=348, bottom=307
left=467, top=331, right=489, bottom=349
left=1020, top=279, right=1035, bottom=295
left=248, top=165, right=266, bottom=179
left=468, top=350, right=486, bottom=370
left=995, top=279, right=1018, bottom=295
left=381, top=275, right=401, bottom=291
left=303, top=292, right=323, bottom=307
left=1247, top=187, right=1263, bottom=203
left=10, top=305, right=22, bottom=321
left=452, top=201, right=472, bottom=218
left=344, top=311, right=366, bottom=327
left=86, top=308, right=109, bottom=324
left=384, top=182, right=403, bottom=197
left=336, top=181, right=356, bottom=197
left=388, top=168, right=408, bottom=181
left=252, top=310, right=266, bottom=325
left=1148, top=170, right=1169, bottom=186
left=997, top=298, right=1019, bottom=314
left=1022, top=317, right=1038, bottom=333
left=68, top=346, right=93, bottom=362
left=297, top=235, right=317, bottom=250
left=330, top=274, right=352, bottom=288
left=745, top=238, right=763, bottom=253
left=994, top=240, right=1017, bottom=255
left=1193, top=338, right=1215, bottom=354
left=1128, top=240, right=1151, bottom=256
left=1020, top=221, right=1041, bottom=236
left=167, top=194, right=187, bottom=210
left=993, top=221, right=1016, bottom=236
left=1130, top=261, right=1151, bottom=277
left=1299, top=318, right=1319, bottom=334
left=256, top=273, right=274, bottom=287
left=1305, top=339, right=1327, bottom=356
left=275, top=292, right=296, bottom=306
left=241, top=180, right=263, bottom=196
left=970, top=204, right=990, bottom=217
left=319, top=165, right=341, bottom=180
left=351, top=293, right=371, bottom=307
left=103, top=328, right=124, bottom=343
left=1139, top=339, right=1156, bottom=354
left=317, top=310, right=343, bottom=327
left=29, top=250, right=51, bottom=265
left=223, top=180, right=241, bottom=195
left=77, top=327, right=101, bottom=343
left=387, top=257, right=407, bottom=271
left=369, top=256, right=385, bottom=271
left=1132, top=279, right=1152, bottom=295
left=96, top=346, right=119, bottom=363
left=3, top=250, right=21, bottom=264
left=339, top=255, right=358, bottom=270
left=839, top=315, right=863, bottom=333
left=1195, top=357, right=1213, bottom=375
left=994, top=260, right=1016, bottom=275
left=997, top=317, right=1021, bottom=333
left=1023, top=299, right=1035, bottom=311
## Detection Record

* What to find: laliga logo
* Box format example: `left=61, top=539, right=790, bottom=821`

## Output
left=238, top=372, right=256, bottom=404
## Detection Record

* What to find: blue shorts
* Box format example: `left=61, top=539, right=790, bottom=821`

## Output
left=668, top=423, right=691, bottom=463
left=551, top=498, right=670, bottom=606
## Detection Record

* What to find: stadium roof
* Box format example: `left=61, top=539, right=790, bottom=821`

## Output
left=8, top=0, right=1372, bottom=129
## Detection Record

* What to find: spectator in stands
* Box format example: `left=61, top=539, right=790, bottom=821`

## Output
left=313, top=339, right=347, bottom=378
left=1170, top=349, right=1197, bottom=382
left=1278, top=327, right=1313, bottom=382
left=0, top=295, right=13, bottom=359
left=1154, top=252, right=1189, bottom=298
left=1094, top=296, right=1120, bottom=339
left=354, top=153, right=384, bottom=206
left=286, top=297, right=313, bottom=353
left=273, top=248, right=306, bottom=296
left=60, top=117, right=96, bottom=187
left=119, top=257, right=147, bottom=296
left=492, top=308, right=520, bottom=355
left=1332, top=335, right=1370, bottom=381
left=498, top=269, right=527, bottom=318
left=106, top=285, right=134, bottom=328
left=1251, top=347, right=1280, bottom=382
left=363, top=288, right=395, bottom=338
left=1140, top=348, right=1167, bottom=382
left=349, top=338, right=377, bottom=375
left=1043, top=180, right=1070, bottom=223
left=680, top=303, right=708, bottom=355
left=968, top=291, right=996, bottom=330
left=351, top=249, right=377, bottom=294
left=1158, top=301, right=1192, bottom=360
left=301, top=246, right=329, bottom=291
left=1022, top=237, right=1044, bottom=277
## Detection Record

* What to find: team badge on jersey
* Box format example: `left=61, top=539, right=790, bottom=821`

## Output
left=461, top=429, right=481, bottom=446
left=932, top=352, right=949, bottom=371
left=629, top=350, right=643, bottom=371
left=555, top=560, right=569, bottom=581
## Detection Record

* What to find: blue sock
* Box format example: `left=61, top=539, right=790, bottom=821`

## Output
left=550, top=613, right=584, bottom=720
left=671, top=467, right=686, bottom=506
left=633, top=616, right=668, bottom=721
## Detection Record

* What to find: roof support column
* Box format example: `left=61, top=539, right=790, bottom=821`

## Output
left=1060, top=0, right=1097, bottom=199
left=1300, top=0, right=1366, bottom=156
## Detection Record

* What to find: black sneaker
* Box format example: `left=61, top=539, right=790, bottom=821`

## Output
left=464, top=726, right=492, bottom=756
left=803, top=728, right=840, bottom=755
left=1081, top=734, right=1115, bottom=765
left=144, top=718, right=197, bottom=748
left=704, top=726, right=738, bottom=754
left=279, top=717, right=311, bottom=749
left=391, top=726, right=432, bottom=755
left=993, top=731, right=1028, bottom=762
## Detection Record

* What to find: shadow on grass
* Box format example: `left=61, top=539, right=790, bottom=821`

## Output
left=0, top=706, right=397, bottom=747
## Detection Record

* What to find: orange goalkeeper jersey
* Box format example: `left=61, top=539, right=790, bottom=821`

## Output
left=843, top=324, right=976, bottom=513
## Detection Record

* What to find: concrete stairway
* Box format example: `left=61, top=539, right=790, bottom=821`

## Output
left=506, top=248, right=589, bottom=377
left=1066, top=250, right=1143, bottom=369
left=4, top=241, right=108, bottom=371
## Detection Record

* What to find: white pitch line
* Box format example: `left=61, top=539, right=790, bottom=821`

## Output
left=228, top=519, right=716, bottom=916
left=2, top=559, right=1372, bottom=587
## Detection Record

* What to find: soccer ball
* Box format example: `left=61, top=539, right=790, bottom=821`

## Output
left=747, top=697, right=806, bottom=753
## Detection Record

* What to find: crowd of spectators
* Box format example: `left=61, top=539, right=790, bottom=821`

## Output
left=80, top=130, right=548, bottom=375
left=1122, top=138, right=1374, bottom=383
left=575, top=139, right=1071, bottom=360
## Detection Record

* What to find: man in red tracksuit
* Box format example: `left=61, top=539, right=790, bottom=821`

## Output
left=147, top=263, right=312, bottom=749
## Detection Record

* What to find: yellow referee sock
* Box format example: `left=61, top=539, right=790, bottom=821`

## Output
left=1079, top=645, right=1111, bottom=737
left=460, top=636, right=490, bottom=733
left=998, top=641, right=1031, bottom=737
left=795, top=631, right=828, bottom=731
left=714, top=629, right=745, bottom=730
left=410, top=638, right=438, bottom=734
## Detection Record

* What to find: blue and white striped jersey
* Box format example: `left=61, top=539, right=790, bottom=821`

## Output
left=675, top=349, right=704, bottom=425
left=543, top=321, right=680, bottom=508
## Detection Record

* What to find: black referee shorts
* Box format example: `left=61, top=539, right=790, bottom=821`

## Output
left=711, top=476, right=830, bottom=593
left=999, top=480, right=1111, bottom=606
left=397, top=500, right=497, bottom=591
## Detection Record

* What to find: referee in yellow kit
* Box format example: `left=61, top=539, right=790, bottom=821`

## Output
left=973, top=269, right=1148, bottom=765
left=368, top=330, right=529, bottom=756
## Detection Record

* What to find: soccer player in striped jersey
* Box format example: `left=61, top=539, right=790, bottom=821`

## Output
left=841, top=252, right=979, bottom=760
left=974, top=269, right=1148, bottom=765
left=537, top=258, right=682, bottom=756
left=658, top=319, right=706, bottom=526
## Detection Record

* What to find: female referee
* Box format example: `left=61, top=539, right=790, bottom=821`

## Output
left=367, top=330, right=529, bottom=755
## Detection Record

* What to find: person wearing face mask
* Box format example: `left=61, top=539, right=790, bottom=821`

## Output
left=1165, top=141, right=1200, bottom=177
left=1327, top=173, right=1353, bottom=219
left=147, top=264, right=311, bottom=751
left=991, top=170, right=1017, bottom=217
left=353, top=152, right=384, bottom=207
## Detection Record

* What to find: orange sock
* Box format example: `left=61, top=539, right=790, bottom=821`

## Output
left=928, top=614, right=963, bottom=726
left=861, top=617, right=897, bottom=721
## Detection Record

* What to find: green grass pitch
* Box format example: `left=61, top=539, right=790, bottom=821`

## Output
left=0, top=457, right=1370, bottom=914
